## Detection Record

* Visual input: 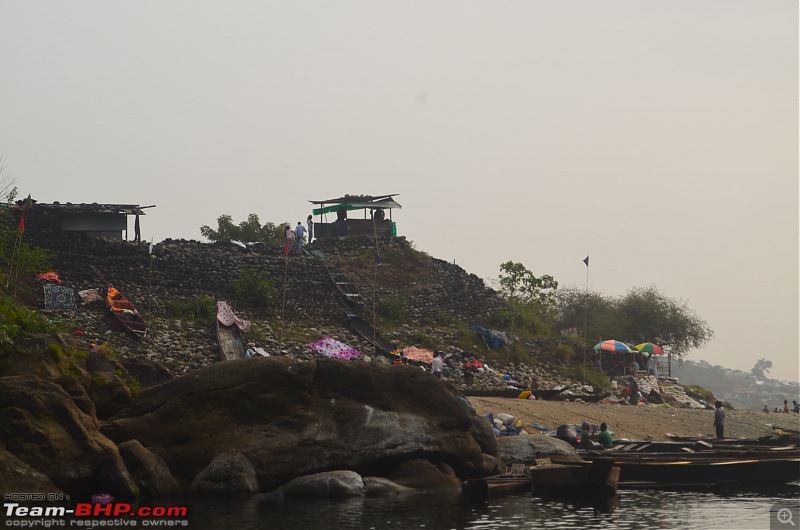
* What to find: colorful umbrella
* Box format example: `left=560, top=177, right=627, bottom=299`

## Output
left=593, top=340, right=633, bottom=353
left=634, top=342, right=664, bottom=355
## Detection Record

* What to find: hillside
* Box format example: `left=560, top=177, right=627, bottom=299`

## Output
left=12, top=210, right=513, bottom=375
left=670, top=359, right=799, bottom=412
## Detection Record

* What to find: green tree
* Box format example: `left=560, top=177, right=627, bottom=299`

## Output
left=552, top=287, right=618, bottom=340
left=496, top=261, right=559, bottom=335
left=200, top=213, right=285, bottom=246
left=498, top=261, right=558, bottom=306
left=616, top=286, right=713, bottom=358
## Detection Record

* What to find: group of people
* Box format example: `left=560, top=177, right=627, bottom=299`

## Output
left=284, top=215, right=315, bottom=255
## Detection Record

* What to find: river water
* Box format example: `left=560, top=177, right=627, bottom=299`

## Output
left=184, top=483, right=800, bottom=530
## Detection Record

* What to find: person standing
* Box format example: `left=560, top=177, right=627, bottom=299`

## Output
left=628, top=376, right=639, bottom=406
left=598, top=423, right=613, bottom=449
left=783, top=400, right=790, bottom=413
left=713, top=401, right=725, bottom=439
left=284, top=225, right=295, bottom=256
left=306, top=215, right=314, bottom=244
left=431, top=351, right=444, bottom=379
left=295, top=222, right=306, bottom=253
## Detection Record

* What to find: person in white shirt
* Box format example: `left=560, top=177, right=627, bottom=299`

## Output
left=431, top=351, right=444, bottom=379
left=295, top=222, right=306, bottom=253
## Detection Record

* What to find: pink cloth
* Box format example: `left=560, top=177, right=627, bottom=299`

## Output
left=402, top=346, right=434, bottom=364
left=217, top=301, right=250, bottom=333
left=306, top=336, right=361, bottom=360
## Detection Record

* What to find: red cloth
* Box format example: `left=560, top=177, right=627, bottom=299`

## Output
left=37, top=272, right=62, bottom=285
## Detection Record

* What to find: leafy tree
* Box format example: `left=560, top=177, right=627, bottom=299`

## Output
left=552, top=287, right=618, bottom=340
left=751, top=358, right=772, bottom=380
left=496, top=261, right=559, bottom=335
left=200, top=213, right=285, bottom=246
left=552, top=285, right=713, bottom=360
left=498, top=261, right=558, bottom=306
left=617, top=286, right=713, bottom=358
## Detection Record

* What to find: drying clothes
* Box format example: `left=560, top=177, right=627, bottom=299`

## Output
left=306, top=336, right=361, bottom=360
left=43, top=284, right=76, bottom=310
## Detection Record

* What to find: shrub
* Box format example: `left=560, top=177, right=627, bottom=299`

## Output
left=165, top=295, right=216, bottom=326
left=0, top=294, right=61, bottom=345
left=376, top=295, right=406, bottom=323
left=230, top=269, right=277, bottom=312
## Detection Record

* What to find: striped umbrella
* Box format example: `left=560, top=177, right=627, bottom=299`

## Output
left=634, top=342, right=665, bottom=355
left=593, top=339, right=633, bottom=353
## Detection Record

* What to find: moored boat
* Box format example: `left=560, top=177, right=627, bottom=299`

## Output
left=105, top=287, right=147, bottom=339
left=216, top=301, right=249, bottom=361
left=462, top=472, right=532, bottom=499
left=529, top=458, right=619, bottom=499
left=578, top=454, right=800, bottom=488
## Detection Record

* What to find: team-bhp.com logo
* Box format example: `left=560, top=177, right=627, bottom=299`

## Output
left=4, top=502, right=189, bottom=526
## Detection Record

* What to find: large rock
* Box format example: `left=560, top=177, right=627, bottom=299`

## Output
left=191, top=449, right=258, bottom=495
left=387, top=459, right=462, bottom=492
left=106, top=358, right=494, bottom=492
left=118, top=440, right=182, bottom=498
left=278, top=470, right=364, bottom=499
left=0, top=376, right=137, bottom=499
left=496, top=434, right=578, bottom=464
left=0, top=446, right=63, bottom=494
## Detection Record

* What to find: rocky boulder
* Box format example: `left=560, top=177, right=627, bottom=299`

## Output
left=106, top=358, right=496, bottom=492
left=0, top=376, right=137, bottom=500
left=496, top=434, right=578, bottom=464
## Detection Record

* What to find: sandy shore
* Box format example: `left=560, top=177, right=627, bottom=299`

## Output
left=467, top=397, right=800, bottom=441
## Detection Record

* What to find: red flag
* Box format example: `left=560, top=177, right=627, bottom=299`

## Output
left=18, top=215, right=24, bottom=234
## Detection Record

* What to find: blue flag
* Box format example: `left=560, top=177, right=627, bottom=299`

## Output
left=583, top=256, right=589, bottom=267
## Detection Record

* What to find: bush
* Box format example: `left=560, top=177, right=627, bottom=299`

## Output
left=376, top=295, right=406, bottom=323
left=165, top=295, right=216, bottom=326
left=561, top=364, right=611, bottom=391
left=0, top=294, right=61, bottom=346
left=230, top=269, right=277, bottom=312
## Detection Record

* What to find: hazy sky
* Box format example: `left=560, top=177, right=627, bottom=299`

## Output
left=1, top=2, right=797, bottom=380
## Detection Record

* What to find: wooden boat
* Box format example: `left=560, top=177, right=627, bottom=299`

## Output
left=462, top=472, right=532, bottom=499
left=529, top=458, right=619, bottom=498
left=463, top=388, right=563, bottom=400
left=216, top=301, right=249, bottom=361
left=579, top=454, right=800, bottom=488
left=346, top=312, right=396, bottom=355
left=105, top=287, right=147, bottom=339
left=327, top=268, right=365, bottom=312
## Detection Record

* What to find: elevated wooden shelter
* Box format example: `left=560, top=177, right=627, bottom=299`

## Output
left=309, top=194, right=401, bottom=239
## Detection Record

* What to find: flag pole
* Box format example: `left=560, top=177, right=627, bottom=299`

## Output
left=583, top=255, right=589, bottom=383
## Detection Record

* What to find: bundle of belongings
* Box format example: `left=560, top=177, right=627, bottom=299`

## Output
left=483, top=412, right=525, bottom=437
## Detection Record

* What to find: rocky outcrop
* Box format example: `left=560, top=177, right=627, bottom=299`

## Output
left=191, top=449, right=259, bottom=496
left=117, top=440, right=182, bottom=498
left=0, top=376, right=137, bottom=499
left=496, top=434, right=578, bottom=464
left=104, top=358, right=496, bottom=493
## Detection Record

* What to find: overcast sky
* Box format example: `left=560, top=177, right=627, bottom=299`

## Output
left=1, top=2, right=797, bottom=380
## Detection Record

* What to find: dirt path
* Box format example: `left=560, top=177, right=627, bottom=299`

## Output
left=467, top=397, right=800, bottom=441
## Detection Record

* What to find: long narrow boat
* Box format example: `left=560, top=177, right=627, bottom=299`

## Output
left=105, top=287, right=147, bottom=339
left=529, top=459, right=619, bottom=498
left=216, top=301, right=249, bottom=361
left=327, top=268, right=365, bottom=312
left=462, top=472, right=532, bottom=499
left=346, top=312, right=396, bottom=355
left=579, top=455, right=800, bottom=488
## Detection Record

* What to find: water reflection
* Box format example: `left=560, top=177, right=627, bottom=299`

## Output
left=184, top=483, right=800, bottom=530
